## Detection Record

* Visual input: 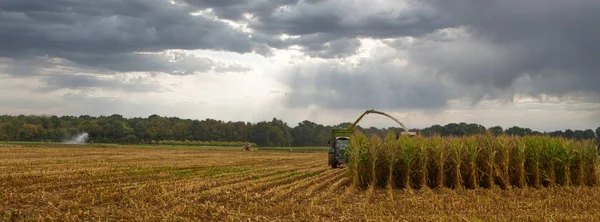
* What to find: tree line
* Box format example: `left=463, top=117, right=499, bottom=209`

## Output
left=0, top=114, right=598, bottom=147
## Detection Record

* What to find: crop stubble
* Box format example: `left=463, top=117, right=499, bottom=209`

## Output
left=2, top=146, right=600, bottom=221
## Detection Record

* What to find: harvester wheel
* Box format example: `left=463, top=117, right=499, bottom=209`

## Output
left=328, top=153, right=336, bottom=168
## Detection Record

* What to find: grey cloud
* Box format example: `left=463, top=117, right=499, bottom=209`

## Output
left=2, top=0, right=600, bottom=112
left=183, top=0, right=446, bottom=58
left=0, top=57, right=86, bottom=77
left=304, top=0, right=328, bottom=4
left=212, top=63, right=252, bottom=73
left=243, top=0, right=445, bottom=37
left=0, top=51, right=250, bottom=95
left=41, top=75, right=164, bottom=93
left=302, top=38, right=361, bottom=59
left=190, top=0, right=600, bottom=100
left=0, top=0, right=255, bottom=67
left=283, top=62, right=450, bottom=110
left=0, top=57, right=47, bottom=76
left=0, top=95, right=64, bottom=110
left=277, top=0, right=600, bottom=109
left=250, top=43, right=275, bottom=57
left=60, top=92, right=150, bottom=117
left=73, top=52, right=253, bottom=75
left=60, top=92, right=209, bottom=119
left=1, top=50, right=251, bottom=76
left=0, top=0, right=446, bottom=61
left=251, top=33, right=360, bottom=58
left=180, top=0, right=299, bottom=21
left=406, top=0, right=600, bottom=98
left=61, top=52, right=212, bottom=75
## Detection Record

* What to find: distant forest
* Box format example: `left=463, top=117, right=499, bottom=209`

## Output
left=0, top=114, right=598, bottom=147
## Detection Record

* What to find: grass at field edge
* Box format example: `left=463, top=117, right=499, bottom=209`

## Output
left=0, top=141, right=329, bottom=152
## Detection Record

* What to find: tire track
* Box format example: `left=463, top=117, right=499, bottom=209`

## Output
left=296, top=169, right=349, bottom=199
left=189, top=161, right=323, bottom=202
left=261, top=167, right=338, bottom=201
left=309, top=176, right=351, bottom=203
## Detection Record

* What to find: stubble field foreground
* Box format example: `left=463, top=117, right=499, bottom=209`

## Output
left=2, top=145, right=600, bottom=221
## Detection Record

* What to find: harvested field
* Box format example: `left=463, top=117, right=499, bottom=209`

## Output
left=2, top=146, right=600, bottom=221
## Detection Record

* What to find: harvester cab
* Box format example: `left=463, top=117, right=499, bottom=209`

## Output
left=327, top=109, right=416, bottom=168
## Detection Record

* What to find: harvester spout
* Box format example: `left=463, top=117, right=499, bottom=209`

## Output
left=328, top=109, right=415, bottom=169
left=345, top=109, right=411, bottom=133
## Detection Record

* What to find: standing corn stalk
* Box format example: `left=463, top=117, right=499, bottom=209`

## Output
left=384, top=132, right=399, bottom=197
left=583, top=138, right=599, bottom=186
left=415, top=137, right=430, bottom=189
left=478, top=133, right=496, bottom=188
left=348, top=131, right=368, bottom=188
left=448, top=138, right=464, bottom=189
left=429, top=135, right=446, bottom=188
left=524, top=137, right=542, bottom=188
left=464, top=136, right=480, bottom=189
left=397, top=135, right=417, bottom=191
left=511, top=137, right=527, bottom=188
left=496, top=136, right=510, bottom=189
left=346, top=131, right=598, bottom=190
left=367, top=135, right=382, bottom=195
left=540, top=137, right=558, bottom=187
left=556, top=139, right=574, bottom=186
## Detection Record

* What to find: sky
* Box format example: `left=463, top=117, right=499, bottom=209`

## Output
left=0, top=0, right=599, bottom=132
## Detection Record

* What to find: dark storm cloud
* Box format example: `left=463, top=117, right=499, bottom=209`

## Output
left=229, top=0, right=445, bottom=37
left=0, top=0, right=255, bottom=94
left=0, top=0, right=255, bottom=69
left=2, top=0, right=599, bottom=111
left=412, top=0, right=600, bottom=96
left=180, top=0, right=299, bottom=21
left=180, top=0, right=447, bottom=57
left=272, top=0, right=600, bottom=109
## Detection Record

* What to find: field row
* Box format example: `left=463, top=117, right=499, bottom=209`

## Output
left=2, top=146, right=600, bottom=221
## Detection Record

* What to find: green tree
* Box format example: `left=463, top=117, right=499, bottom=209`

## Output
left=103, top=119, right=133, bottom=143
left=133, top=120, right=149, bottom=143
left=148, top=115, right=172, bottom=140
left=269, top=118, right=293, bottom=146
left=1, top=122, right=20, bottom=141
left=445, top=123, right=463, bottom=136
left=292, top=120, right=319, bottom=146
left=505, top=126, right=532, bottom=136
left=78, top=120, right=102, bottom=142
left=173, top=121, right=190, bottom=140
left=189, top=120, right=203, bottom=141
left=0, top=123, right=6, bottom=141
left=564, top=129, right=575, bottom=138
left=488, top=126, right=503, bottom=136
left=596, top=127, right=600, bottom=147
left=249, top=121, right=270, bottom=146
left=20, top=124, right=43, bottom=141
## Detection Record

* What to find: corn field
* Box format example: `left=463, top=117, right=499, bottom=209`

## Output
left=347, top=131, right=599, bottom=190
left=4, top=144, right=600, bottom=220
